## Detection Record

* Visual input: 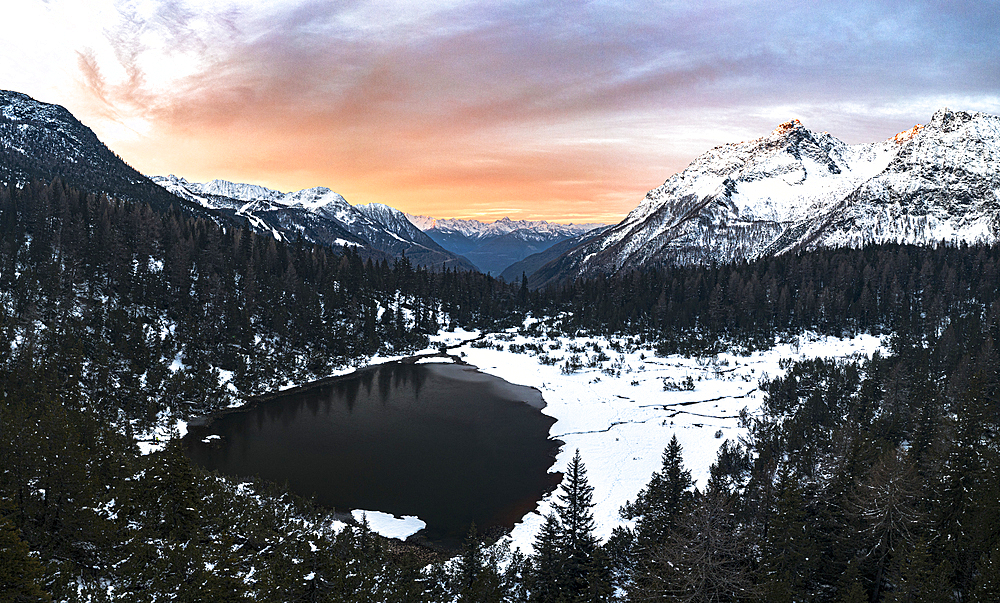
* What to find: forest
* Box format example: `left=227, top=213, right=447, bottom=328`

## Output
left=2, top=179, right=1000, bottom=601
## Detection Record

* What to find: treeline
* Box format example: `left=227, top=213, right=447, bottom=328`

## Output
left=6, top=176, right=1000, bottom=601
left=537, top=244, right=1000, bottom=354
left=593, top=297, right=1000, bottom=602
left=0, top=179, right=523, bottom=427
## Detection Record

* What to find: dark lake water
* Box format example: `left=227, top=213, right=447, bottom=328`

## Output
left=182, top=361, right=560, bottom=549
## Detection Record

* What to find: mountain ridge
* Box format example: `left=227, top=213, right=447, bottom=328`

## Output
left=153, top=175, right=477, bottom=271
left=0, top=90, right=204, bottom=216
left=404, top=214, right=606, bottom=275
left=527, top=107, right=1000, bottom=288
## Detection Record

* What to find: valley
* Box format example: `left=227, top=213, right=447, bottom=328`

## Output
left=3, top=87, right=1000, bottom=601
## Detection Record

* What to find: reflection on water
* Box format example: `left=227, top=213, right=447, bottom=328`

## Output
left=183, top=362, right=559, bottom=548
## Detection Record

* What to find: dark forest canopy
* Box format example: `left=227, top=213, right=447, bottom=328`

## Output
left=3, top=179, right=1000, bottom=601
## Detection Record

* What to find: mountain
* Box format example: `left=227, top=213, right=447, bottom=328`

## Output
left=153, top=175, right=477, bottom=271
left=404, top=215, right=606, bottom=276
left=0, top=90, right=200, bottom=214
left=499, top=227, right=607, bottom=283
left=0, top=89, right=472, bottom=272
left=531, top=108, right=1000, bottom=287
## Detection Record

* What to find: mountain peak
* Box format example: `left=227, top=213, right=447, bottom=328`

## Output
left=533, top=107, right=1000, bottom=285
left=890, top=124, right=924, bottom=145
left=928, top=107, right=980, bottom=133
left=771, top=119, right=804, bottom=137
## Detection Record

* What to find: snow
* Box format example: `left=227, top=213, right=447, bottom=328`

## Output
left=136, top=418, right=188, bottom=455
left=125, top=311, right=883, bottom=552
left=424, top=328, right=885, bottom=554
left=404, top=213, right=606, bottom=239
left=561, top=108, right=1000, bottom=277
left=168, top=352, right=186, bottom=373
left=218, top=369, right=237, bottom=393
left=351, top=510, right=427, bottom=540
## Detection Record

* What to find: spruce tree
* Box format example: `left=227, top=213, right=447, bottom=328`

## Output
left=553, top=450, right=610, bottom=603
left=531, top=513, right=565, bottom=603
left=970, top=543, right=1000, bottom=603
left=455, top=523, right=503, bottom=603
left=0, top=514, right=51, bottom=602
left=620, top=435, right=695, bottom=548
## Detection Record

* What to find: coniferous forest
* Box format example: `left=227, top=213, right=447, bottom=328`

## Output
left=3, top=179, right=1000, bottom=601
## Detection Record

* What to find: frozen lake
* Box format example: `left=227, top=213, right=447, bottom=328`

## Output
left=182, top=362, right=560, bottom=549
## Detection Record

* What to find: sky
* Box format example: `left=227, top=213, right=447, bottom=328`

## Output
left=3, top=1, right=999, bottom=223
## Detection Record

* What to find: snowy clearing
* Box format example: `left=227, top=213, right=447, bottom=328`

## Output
left=352, top=509, right=427, bottom=539
left=426, top=327, right=884, bottom=553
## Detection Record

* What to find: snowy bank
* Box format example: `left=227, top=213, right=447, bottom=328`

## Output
left=428, top=328, right=884, bottom=554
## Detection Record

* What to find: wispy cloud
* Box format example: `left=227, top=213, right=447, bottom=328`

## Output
left=4, top=0, right=1000, bottom=221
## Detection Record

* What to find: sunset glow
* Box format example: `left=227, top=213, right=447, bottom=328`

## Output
left=4, top=0, right=999, bottom=222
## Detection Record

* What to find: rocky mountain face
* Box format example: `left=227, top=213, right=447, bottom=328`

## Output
left=499, top=228, right=608, bottom=283
left=404, top=215, right=606, bottom=276
left=0, top=90, right=199, bottom=214
left=153, top=175, right=477, bottom=271
left=530, top=108, right=1000, bottom=288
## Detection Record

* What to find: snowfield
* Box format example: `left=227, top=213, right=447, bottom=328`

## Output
left=426, top=324, right=884, bottom=553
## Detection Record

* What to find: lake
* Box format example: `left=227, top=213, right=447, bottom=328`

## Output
left=182, top=361, right=560, bottom=549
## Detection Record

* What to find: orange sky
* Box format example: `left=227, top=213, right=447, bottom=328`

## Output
left=5, top=1, right=1000, bottom=223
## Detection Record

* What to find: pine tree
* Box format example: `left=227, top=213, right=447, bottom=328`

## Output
left=836, top=561, right=870, bottom=603
left=531, top=513, right=565, bottom=603
left=885, top=537, right=952, bottom=603
left=760, top=465, right=819, bottom=602
left=620, top=435, right=695, bottom=548
left=0, top=514, right=51, bottom=602
left=455, top=523, right=504, bottom=603
left=553, top=450, right=610, bottom=603
left=970, top=543, right=1000, bottom=603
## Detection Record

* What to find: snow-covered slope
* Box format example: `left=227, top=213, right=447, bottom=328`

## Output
left=152, top=176, right=477, bottom=271
left=533, top=108, right=1000, bottom=287
left=408, top=215, right=604, bottom=242
left=0, top=90, right=203, bottom=215
left=404, top=215, right=606, bottom=275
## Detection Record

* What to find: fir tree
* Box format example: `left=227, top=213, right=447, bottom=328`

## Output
left=553, top=450, right=610, bottom=603
left=531, top=513, right=565, bottom=603
left=0, top=514, right=51, bottom=602
left=620, top=435, right=695, bottom=548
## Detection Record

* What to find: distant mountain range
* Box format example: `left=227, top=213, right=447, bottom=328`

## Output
left=152, top=175, right=477, bottom=271
left=5, top=89, right=1000, bottom=286
left=405, top=215, right=606, bottom=277
left=0, top=89, right=599, bottom=275
left=527, top=108, right=1000, bottom=288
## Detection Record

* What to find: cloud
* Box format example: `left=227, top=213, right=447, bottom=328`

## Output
left=9, top=0, right=999, bottom=221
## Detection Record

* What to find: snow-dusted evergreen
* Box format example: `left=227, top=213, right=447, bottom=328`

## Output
left=536, top=108, right=1000, bottom=285
left=152, top=175, right=477, bottom=271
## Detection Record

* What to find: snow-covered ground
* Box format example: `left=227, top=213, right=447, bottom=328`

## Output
left=136, top=319, right=883, bottom=549
left=425, top=324, right=884, bottom=553
left=352, top=510, right=427, bottom=540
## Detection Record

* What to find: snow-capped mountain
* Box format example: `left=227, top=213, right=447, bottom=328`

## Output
left=530, top=108, right=1000, bottom=287
left=153, top=175, right=476, bottom=271
left=0, top=90, right=201, bottom=215
left=403, top=215, right=606, bottom=276
left=499, top=228, right=607, bottom=283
